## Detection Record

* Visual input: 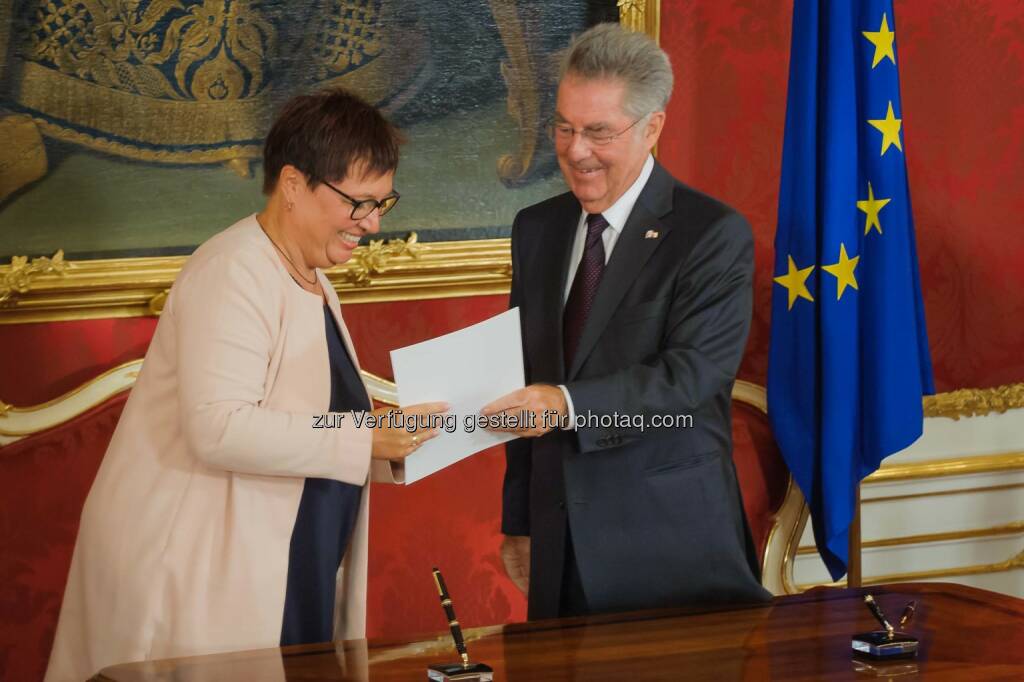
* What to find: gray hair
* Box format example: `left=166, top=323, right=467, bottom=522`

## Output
left=560, top=23, right=674, bottom=119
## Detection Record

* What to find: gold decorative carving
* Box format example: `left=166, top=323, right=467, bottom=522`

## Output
left=0, top=251, right=71, bottom=306
left=342, top=233, right=423, bottom=286
left=148, top=290, right=170, bottom=316
left=619, top=0, right=661, bottom=44
left=0, top=400, right=11, bottom=418
left=924, top=384, right=1024, bottom=419
left=0, top=114, right=48, bottom=201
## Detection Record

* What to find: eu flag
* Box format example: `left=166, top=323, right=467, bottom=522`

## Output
left=768, top=0, right=934, bottom=581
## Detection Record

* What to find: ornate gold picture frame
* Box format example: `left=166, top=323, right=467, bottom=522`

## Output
left=0, top=1, right=660, bottom=323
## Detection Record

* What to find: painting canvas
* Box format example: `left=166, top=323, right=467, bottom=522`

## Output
left=0, top=0, right=618, bottom=260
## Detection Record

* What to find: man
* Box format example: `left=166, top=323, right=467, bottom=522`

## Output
left=481, top=23, right=770, bottom=619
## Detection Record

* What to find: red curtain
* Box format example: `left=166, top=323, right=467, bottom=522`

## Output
left=659, top=0, right=1024, bottom=392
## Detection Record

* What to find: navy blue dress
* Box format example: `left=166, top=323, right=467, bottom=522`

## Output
left=279, top=305, right=369, bottom=646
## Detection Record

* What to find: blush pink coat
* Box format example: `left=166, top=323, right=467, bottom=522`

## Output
left=45, top=216, right=396, bottom=681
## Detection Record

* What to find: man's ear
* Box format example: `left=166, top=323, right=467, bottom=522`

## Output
left=645, top=111, right=667, bottom=150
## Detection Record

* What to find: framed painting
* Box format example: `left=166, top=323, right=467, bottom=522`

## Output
left=0, top=0, right=660, bottom=322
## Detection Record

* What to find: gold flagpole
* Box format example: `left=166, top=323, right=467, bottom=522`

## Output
left=847, top=485, right=862, bottom=587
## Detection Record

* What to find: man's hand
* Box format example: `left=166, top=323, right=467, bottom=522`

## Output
left=479, top=384, right=567, bottom=438
left=501, top=535, right=531, bottom=595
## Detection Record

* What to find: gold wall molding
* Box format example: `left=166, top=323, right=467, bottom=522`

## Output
left=798, top=548, right=1024, bottom=591
left=798, top=521, right=1024, bottom=555
left=858, top=549, right=1023, bottom=585
left=924, top=384, right=1024, bottom=419
left=865, top=482, right=1024, bottom=505
left=864, top=452, right=1024, bottom=484
left=0, top=237, right=512, bottom=323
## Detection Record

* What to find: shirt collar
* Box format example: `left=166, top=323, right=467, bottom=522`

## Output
left=587, top=154, right=655, bottom=234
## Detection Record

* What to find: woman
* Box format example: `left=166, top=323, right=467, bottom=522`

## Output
left=44, top=88, right=445, bottom=681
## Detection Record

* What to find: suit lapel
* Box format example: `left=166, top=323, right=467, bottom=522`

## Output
left=532, top=194, right=580, bottom=380
left=567, top=163, right=676, bottom=380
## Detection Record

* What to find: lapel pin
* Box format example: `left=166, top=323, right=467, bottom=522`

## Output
left=644, top=229, right=660, bottom=239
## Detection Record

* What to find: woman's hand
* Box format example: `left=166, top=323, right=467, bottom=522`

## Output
left=370, top=402, right=449, bottom=461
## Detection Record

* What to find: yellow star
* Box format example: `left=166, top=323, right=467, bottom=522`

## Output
left=822, top=243, right=860, bottom=300
left=868, top=101, right=903, bottom=155
left=857, top=182, right=891, bottom=235
left=774, top=255, right=815, bottom=311
left=863, top=13, right=896, bottom=68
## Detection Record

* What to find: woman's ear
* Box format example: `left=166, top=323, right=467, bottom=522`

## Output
left=278, top=164, right=306, bottom=208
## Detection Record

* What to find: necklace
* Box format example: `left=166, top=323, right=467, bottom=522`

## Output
left=256, top=216, right=319, bottom=286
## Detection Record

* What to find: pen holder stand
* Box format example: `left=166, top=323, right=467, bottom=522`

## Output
left=427, top=662, right=494, bottom=681
left=851, top=630, right=919, bottom=659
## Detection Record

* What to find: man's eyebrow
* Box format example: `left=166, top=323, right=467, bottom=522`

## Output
left=552, top=114, right=612, bottom=130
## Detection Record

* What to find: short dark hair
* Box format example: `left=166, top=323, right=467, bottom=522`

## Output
left=262, top=88, right=402, bottom=194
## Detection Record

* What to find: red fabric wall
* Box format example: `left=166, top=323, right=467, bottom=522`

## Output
left=659, top=0, right=1024, bottom=392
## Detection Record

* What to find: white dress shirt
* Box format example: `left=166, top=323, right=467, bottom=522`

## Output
left=558, top=154, right=655, bottom=426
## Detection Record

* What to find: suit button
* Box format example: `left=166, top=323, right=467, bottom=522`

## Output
left=558, top=501, right=566, bottom=510
left=596, top=438, right=607, bottom=447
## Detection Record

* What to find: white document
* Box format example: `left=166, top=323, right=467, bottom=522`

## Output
left=390, top=308, right=525, bottom=484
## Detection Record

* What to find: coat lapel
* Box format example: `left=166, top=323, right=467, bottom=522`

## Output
left=320, top=275, right=373, bottom=405
left=567, top=163, right=675, bottom=380
left=533, top=194, right=580, bottom=380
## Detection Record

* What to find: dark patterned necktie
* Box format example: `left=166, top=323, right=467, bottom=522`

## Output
left=563, top=213, right=609, bottom=369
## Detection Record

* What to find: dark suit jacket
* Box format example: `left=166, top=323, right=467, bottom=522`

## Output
left=501, top=162, right=771, bottom=619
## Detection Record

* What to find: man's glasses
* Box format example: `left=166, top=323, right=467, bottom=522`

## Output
left=546, top=116, right=644, bottom=146
left=322, top=183, right=400, bottom=220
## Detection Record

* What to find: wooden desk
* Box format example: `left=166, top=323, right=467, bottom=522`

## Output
left=96, top=583, right=1023, bottom=681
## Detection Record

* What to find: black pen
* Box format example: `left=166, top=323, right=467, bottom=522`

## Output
left=863, top=594, right=895, bottom=639
left=432, top=567, right=470, bottom=668
left=897, top=600, right=917, bottom=630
